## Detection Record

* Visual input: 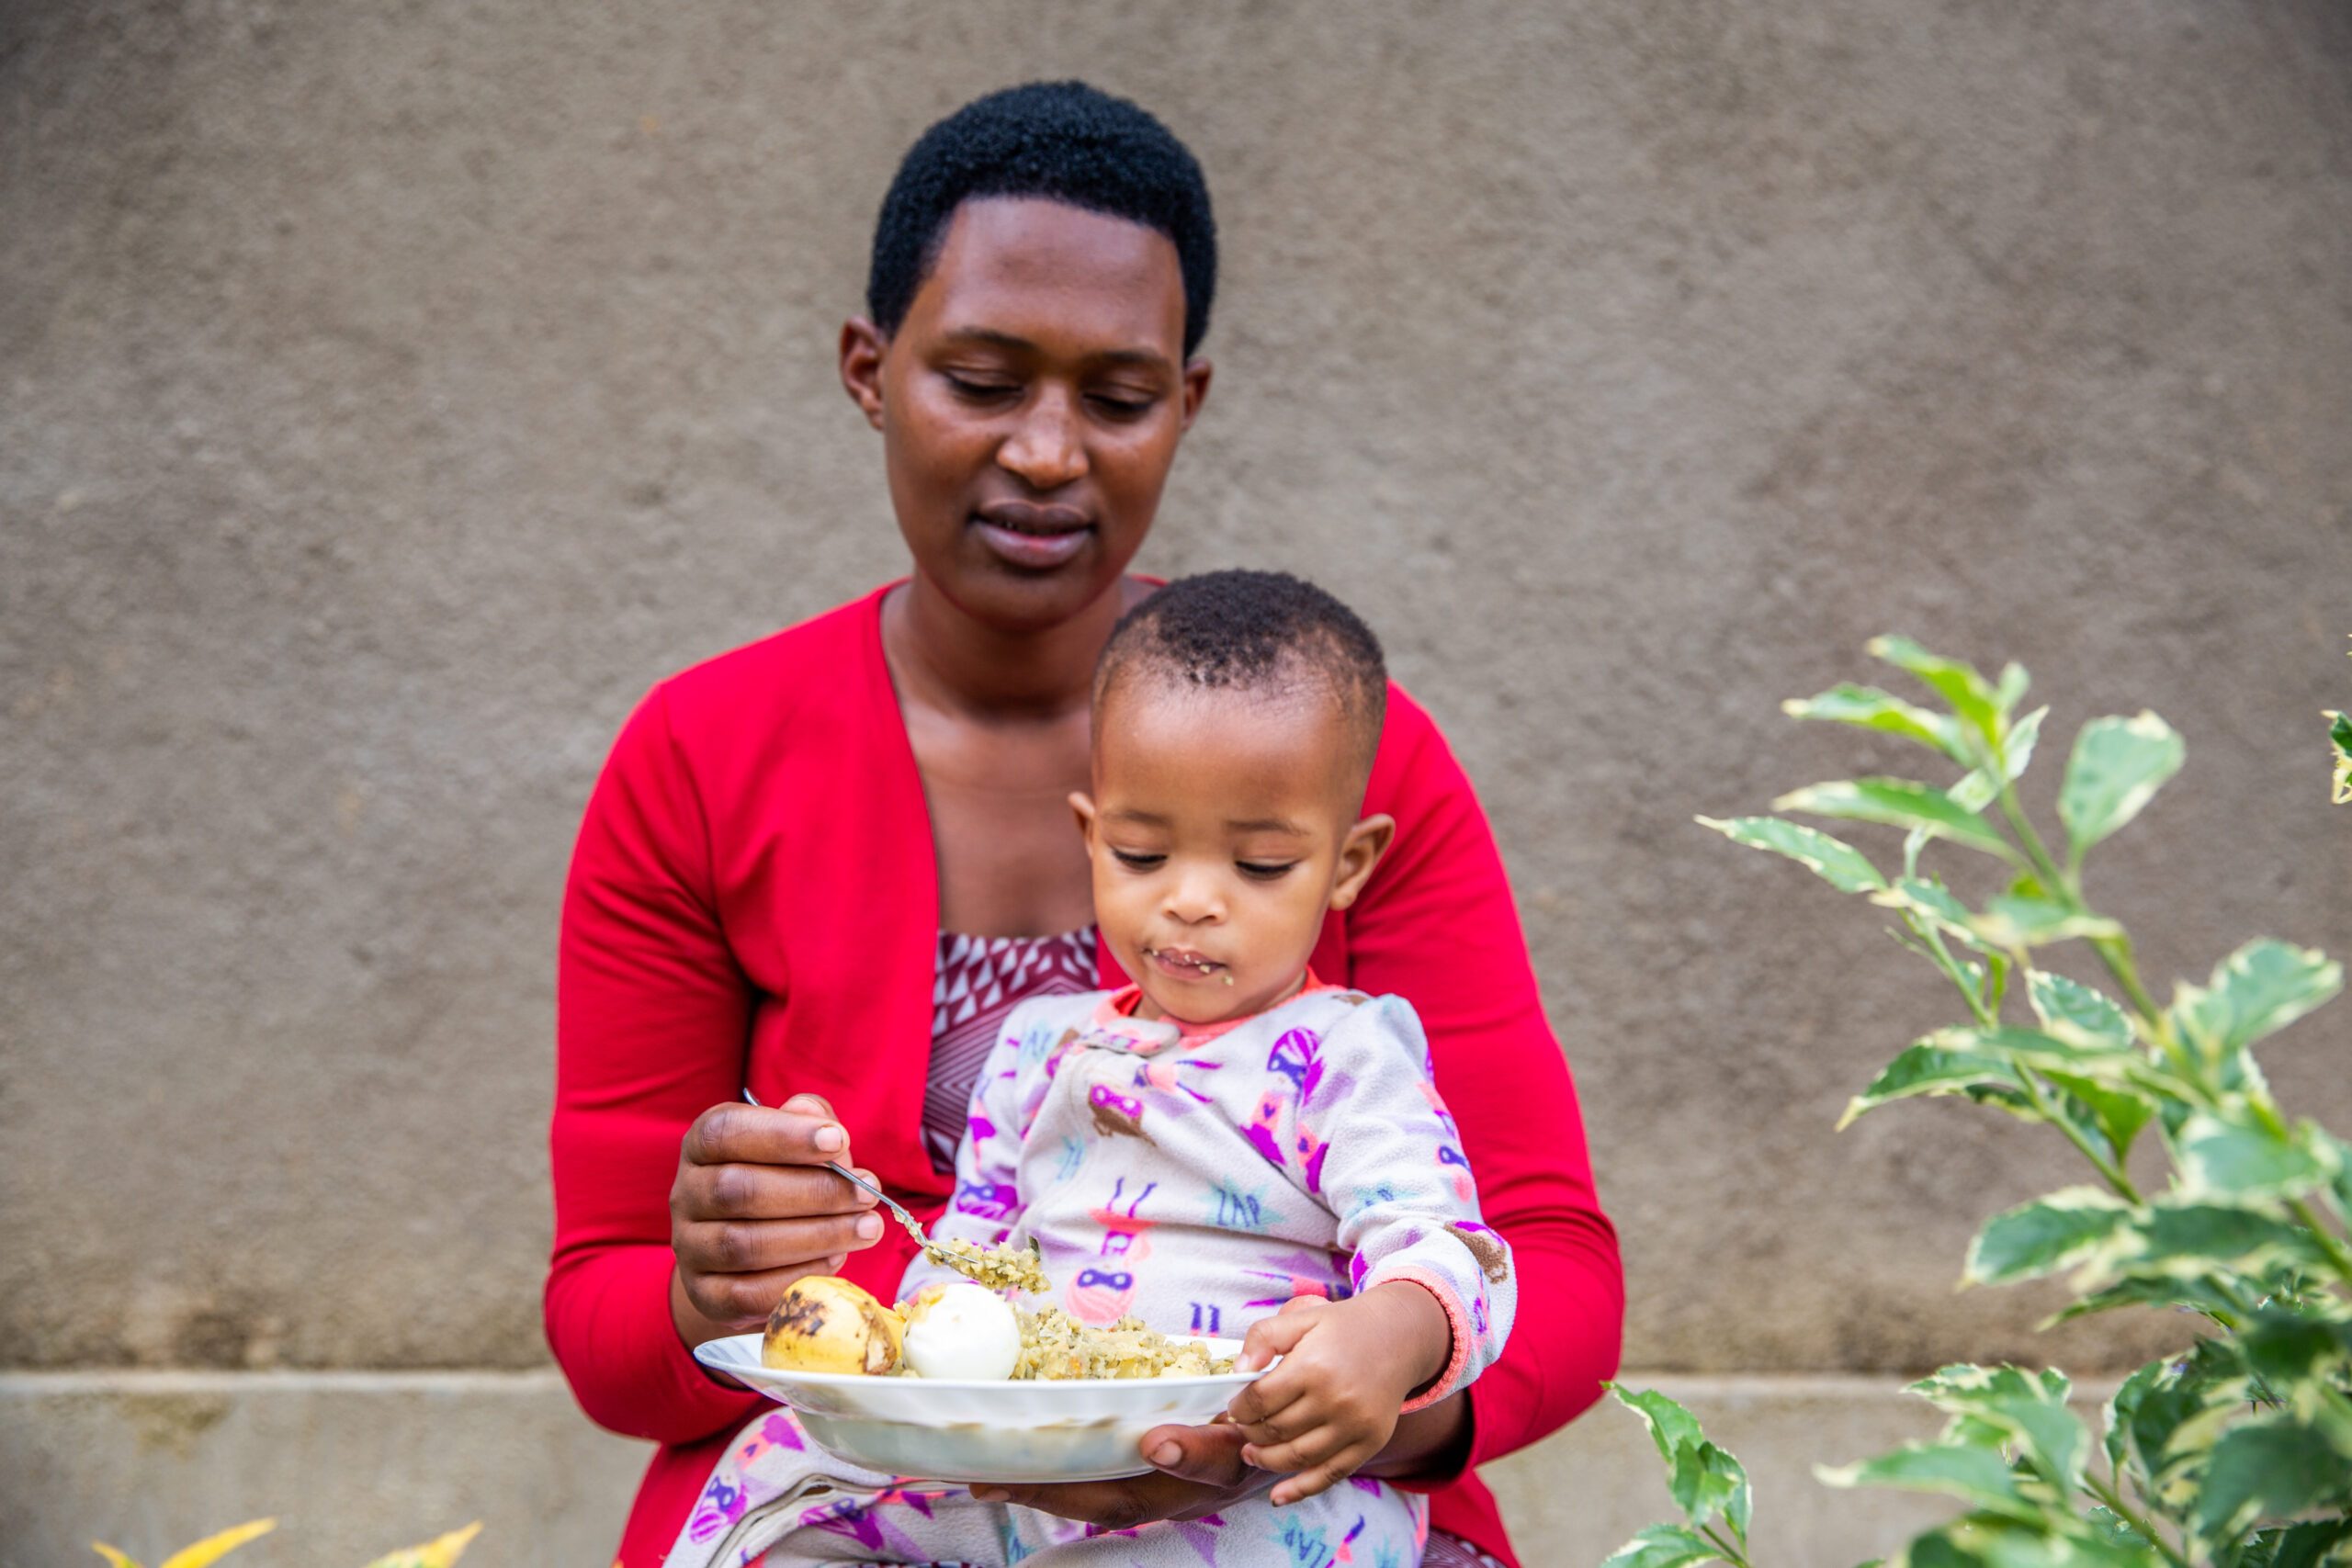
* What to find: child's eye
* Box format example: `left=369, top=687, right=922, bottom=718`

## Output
left=1236, top=861, right=1295, bottom=880
left=1110, top=849, right=1166, bottom=871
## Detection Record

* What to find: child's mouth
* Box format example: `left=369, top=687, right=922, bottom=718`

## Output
left=1143, top=945, right=1225, bottom=980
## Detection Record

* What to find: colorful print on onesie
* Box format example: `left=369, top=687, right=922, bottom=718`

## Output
left=669, top=982, right=1516, bottom=1568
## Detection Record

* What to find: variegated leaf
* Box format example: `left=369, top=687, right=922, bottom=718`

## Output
left=1839, top=1045, right=2017, bottom=1130
left=1607, top=1382, right=1706, bottom=1468
left=2073, top=1199, right=2329, bottom=1293
left=2025, top=971, right=2132, bottom=1048
left=1966, top=896, right=2124, bottom=951
left=2175, top=1112, right=2340, bottom=1202
left=1867, top=637, right=2004, bottom=744
left=2169, top=941, right=2343, bottom=1060
left=1695, top=815, right=1885, bottom=894
left=1965, top=1188, right=2132, bottom=1286
left=2108, top=1350, right=2251, bottom=1511
left=1904, top=1365, right=2088, bottom=1491
left=2058, top=711, right=2184, bottom=861
left=2240, top=1517, right=2352, bottom=1567
left=2047, top=1275, right=2234, bottom=1330
left=1871, top=878, right=1981, bottom=944
left=2195, top=1414, right=2352, bottom=1539
left=2035, top=1071, right=2154, bottom=1168
left=1597, top=1523, right=1725, bottom=1568
left=1783, top=683, right=1972, bottom=763
left=1951, top=705, right=2048, bottom=813
left=1923, top=1026, right=2143, bottom=1085
left=1815, top=1441, right=2039, bottom=1522
left=1775, top=778, right=2017, bottom=859
left=1668, top=1440, right=1749, bottom=1539
left=2238, top=1311, right=2352, bottom=1391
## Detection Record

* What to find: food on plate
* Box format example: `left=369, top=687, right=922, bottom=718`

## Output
left=900, top=1282, right=1023, bottom=1380
left=762, top=1276, right=904, bottom=1374
left=1011, top=1305, right=1235, bottom=1381
left=752, top=1273, right=1234, bottom=1383
left=930, top=1235, right=1051, bottom=1295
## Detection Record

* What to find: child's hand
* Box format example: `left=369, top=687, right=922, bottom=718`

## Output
left=1222, top=1283, right=1453, bottom=1505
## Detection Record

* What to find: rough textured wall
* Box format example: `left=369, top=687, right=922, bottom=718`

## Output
left=6, top=0, right=2349, bottom=1393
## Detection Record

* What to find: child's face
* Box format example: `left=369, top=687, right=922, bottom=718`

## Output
left=1071, top=676, right=1394, bottom=1027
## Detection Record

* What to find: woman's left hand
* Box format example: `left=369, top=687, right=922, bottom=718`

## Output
left=968, top=1421, right=1271, bottom=1527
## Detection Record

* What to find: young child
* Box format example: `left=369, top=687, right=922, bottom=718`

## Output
left=674, top=571, right=1517, bottom=1568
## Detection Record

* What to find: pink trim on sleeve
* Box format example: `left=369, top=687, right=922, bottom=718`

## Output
left=1383, top=1267, right=1476, bottom=1413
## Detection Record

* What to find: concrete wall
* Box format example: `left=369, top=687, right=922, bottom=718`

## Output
left=6, top=1, right=2349, bottom=1562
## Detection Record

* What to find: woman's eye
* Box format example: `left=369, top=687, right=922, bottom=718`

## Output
left=1088, top=391, right=1155, bottom=419
left=944, top=373, right=1018, bottom=400
left=1236, top=861, right=1295, bottom=881
left=1110, top=849, right=1166, bottom=871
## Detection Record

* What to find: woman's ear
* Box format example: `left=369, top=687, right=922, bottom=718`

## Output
left=1069, top=791, right=1100, bottom=847
left=840, top=317, right=888, bottom=429
left=1179, top=356, right=1213, bottom=433
left=1328, top=813, right=1396, bottom=911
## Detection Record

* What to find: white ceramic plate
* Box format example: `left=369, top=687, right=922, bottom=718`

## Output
left=693, top=1333, right=1262, bottom=1483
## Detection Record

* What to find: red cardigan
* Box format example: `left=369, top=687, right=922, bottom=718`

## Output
left=548, top=585, right=1622, bottom=1567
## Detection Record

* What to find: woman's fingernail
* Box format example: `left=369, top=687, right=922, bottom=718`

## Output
left=1148, top=1442, right=1181, bottom=1467
left=970, top=1486, right=1006, bottom=1503
left=855, top=1213, right=884, bottom=1241
left=814, top=1125, right=846, bottom=1152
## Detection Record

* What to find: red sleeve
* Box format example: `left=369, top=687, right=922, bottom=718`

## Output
left=1343, top=693, right=1623, bottom=1476
left=545, top=685, right=763, bottom=1445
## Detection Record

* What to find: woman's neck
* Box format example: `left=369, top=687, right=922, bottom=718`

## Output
left=884, top=574, right=1134, bottom=720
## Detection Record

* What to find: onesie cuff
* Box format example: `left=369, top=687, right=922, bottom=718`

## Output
left=1379, top=1267, right=1474, bottom=1413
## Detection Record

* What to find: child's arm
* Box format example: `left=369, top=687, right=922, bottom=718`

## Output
left=892, top=1000, right=1047, bottom=1303
left=1224, top=993, right=1519, bottom=1503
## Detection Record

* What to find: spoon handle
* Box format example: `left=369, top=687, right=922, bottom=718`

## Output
left=740, top=1088, right=944, bottom=1257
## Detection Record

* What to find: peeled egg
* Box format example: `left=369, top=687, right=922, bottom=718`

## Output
left=900, top=1280, right=1023, bottom=1381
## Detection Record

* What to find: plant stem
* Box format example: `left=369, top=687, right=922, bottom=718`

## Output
left=2203, top=1271, right=2261, bottom=1323
left=1995, top=781, right=2071, bottom=897
left=1917, top=919, right=1997, bottom=1028
left=1698, top=1522, right=1752, bottom=1567
left=2290, top=1197, right=2352, bottom=1291
left=2088, top=934, right=2169, bottom=1035
left=2083, top=1472, right=2190, bottom=1568
left=2014, top=1069, right=2142, bottom=1201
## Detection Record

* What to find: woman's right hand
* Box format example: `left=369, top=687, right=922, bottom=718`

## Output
left=667, top=1091, right=887, bottom=1349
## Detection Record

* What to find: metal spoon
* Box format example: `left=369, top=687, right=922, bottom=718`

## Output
left=739, top=1088, right=958, bottom=1268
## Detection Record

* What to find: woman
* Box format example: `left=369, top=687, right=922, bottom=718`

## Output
left=548, top=81, right=1622, bottom=1568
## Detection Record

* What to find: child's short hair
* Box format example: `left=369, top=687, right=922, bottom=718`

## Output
left=1096, top=570, right=1388, bottom=781
left=868, top=81, right=1218, bottom=357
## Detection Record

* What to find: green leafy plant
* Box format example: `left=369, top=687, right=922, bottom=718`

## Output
left=1604, top=637, right=2351, bottom=1568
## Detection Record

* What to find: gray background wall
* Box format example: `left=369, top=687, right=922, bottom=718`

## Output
left=5, top=2, right=2348, bottom=1562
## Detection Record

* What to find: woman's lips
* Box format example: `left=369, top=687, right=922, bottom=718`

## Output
left=1145, top=945, right=1225, bottom=980
left=972, top=501, right=1092, bottom=570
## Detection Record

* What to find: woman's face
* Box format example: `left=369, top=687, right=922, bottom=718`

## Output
left=842, top=197, right=1211, bottom=633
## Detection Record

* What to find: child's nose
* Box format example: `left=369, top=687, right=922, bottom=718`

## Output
left=1163, top=870, right=1224, bottom=923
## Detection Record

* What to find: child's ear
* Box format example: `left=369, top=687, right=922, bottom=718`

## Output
left=1069, top=791, right=1099, bottom=847
left=1329, top=813, right=1396, bottom=911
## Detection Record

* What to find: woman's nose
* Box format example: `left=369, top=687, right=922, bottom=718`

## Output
left=997, top=389, right=1089, bottom=491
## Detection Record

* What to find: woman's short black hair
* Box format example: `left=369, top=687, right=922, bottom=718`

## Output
left=1096, top=570, right=1388, bottom=776
left=868, top=81, right=1217, bottom=357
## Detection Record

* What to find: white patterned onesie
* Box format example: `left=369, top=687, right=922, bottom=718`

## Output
left=670, top=982, right=1517, bottom=1568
